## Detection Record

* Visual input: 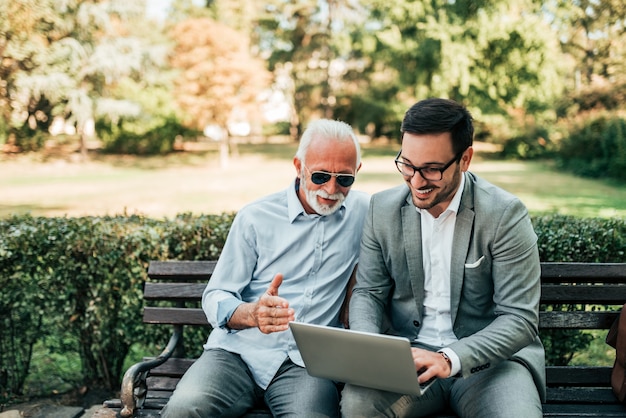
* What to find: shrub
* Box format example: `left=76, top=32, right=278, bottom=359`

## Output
left=558, top=115, right=626, bottom=182
left=500, top=126, right=556, bottom=160
left=97, top=116, right=198, bottom=155
left=0, top=213, right=234, bottom=402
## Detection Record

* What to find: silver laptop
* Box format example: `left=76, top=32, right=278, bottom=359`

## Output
left=289, top=321, right=436, bottom=396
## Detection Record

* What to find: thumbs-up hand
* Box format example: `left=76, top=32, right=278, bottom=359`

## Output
left=255, top=273, right=296, bottom=334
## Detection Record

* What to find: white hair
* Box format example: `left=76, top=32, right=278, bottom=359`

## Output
left=295, top=119, right=361, bottom=166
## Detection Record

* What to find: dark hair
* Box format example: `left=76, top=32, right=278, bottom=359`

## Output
left=400, top=98, right=474, bottom=154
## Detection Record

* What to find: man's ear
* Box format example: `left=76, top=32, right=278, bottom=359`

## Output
left=461, top=147, right=473, bottom=171
left=293, top=156, right=302, bottom=174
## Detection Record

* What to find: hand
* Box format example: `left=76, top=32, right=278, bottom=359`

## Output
left=410, top=347, right=451, bottom=384
left=254, top=273, right=295, bottom=334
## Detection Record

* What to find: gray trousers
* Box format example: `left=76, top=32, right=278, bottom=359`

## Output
left=161, top=348, right=340, bottom=418
left=341, top=359, right=542, bottom=418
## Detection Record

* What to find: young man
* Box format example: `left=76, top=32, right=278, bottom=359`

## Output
left=341, top=98, right=545, bottom=417
left=161, top=119, right=370, bottom=417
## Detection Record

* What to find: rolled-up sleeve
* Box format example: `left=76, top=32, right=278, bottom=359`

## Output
left=202, top=210, right=258, bottom=328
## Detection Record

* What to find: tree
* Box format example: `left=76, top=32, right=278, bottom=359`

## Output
left=0, top=0, right=171, bottom=155
left=169, top=17, right=270, bottom=166
left=545, top=0, right=626, bottom=89
left=255, top=0, right=362, bottom=139
left=0, top=0, right=61, bottom=149
left=340, top=0, right=569, bottom=142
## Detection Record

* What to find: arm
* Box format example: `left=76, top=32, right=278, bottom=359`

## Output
left=339, top=265, right=358, bottom=328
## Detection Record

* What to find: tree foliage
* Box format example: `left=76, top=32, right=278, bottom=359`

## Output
left=169, top=17, right=270, bottom=132
left=0, top=0, right=625, bottom=174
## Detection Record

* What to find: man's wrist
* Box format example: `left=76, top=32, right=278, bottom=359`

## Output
left=438, top=348, right=461, bottom=377
left=439, top=351, right=452, bottom=373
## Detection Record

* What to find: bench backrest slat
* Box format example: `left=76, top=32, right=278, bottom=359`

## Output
left=148, top=260, right=217, bottom=281
left=539, top=311, right=617, bottom=329
left=148, top=357, right=195, bottom=376
left=540, top=262, right=626, bottom=283
left=144, top=283, right=206, bottom=301
left=545, top=366, right=612, bottom=386
left=143, top=307, right=209, bottom=325
left=541, top=284, right=626, bottom=304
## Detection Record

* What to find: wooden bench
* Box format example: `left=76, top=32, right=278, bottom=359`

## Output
left=103, top=261, right=626, bottom=417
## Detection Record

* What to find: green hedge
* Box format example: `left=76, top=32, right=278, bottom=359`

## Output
left=0, top=213, right=624, bottom=402
left=0, top=213, right=234, bottom=401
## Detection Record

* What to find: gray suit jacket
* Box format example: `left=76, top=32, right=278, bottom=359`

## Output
left=350, top=171, right=546, bottom=400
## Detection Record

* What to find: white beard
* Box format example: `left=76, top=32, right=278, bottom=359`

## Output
left=300, top=174, right=346, bottom=216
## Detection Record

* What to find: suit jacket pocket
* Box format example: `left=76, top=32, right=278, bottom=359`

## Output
left=464, top=255, right=485, bottom=269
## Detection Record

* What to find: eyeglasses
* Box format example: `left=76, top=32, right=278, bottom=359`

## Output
left=394, top=150, right=463, bottom=181
left=305, top=166, right=355, bottom=187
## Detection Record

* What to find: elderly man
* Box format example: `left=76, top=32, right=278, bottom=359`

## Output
left=162, top=119, right=370, bottom=418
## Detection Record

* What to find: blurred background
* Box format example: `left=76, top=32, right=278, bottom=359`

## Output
left=0, top=0, right=625, bottom=182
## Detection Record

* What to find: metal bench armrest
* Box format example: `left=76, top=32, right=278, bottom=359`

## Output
left=120, top=328, right=182, bottom=417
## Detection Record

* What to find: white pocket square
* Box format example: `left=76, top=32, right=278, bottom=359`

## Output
left=464, top=256, right=485, bottom=268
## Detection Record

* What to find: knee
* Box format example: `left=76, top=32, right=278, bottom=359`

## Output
left=340, top=385, right=378, bottom=417
left=161, top=390, right=205, bottom=418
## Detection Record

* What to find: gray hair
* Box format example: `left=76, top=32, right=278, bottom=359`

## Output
left=295, top=119, right=361, bottom=166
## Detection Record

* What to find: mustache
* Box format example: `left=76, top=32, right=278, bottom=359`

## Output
left=315, top=189, right=345, bottom=200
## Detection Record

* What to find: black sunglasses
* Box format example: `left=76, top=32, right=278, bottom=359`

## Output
left=305, top=166, right=356, bottom=187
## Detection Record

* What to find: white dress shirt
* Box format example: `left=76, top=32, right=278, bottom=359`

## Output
left=416, top=174, right=465, bottom=376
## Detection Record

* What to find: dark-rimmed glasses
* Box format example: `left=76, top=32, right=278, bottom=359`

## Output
left=305, top=166, right=355, bottom=187
left=394, top=150, right=463, bottom=181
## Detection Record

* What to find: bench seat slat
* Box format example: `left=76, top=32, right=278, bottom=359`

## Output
left=546, top=387, right=619, bottom=403
left=543, top=403, right=626, bottom=417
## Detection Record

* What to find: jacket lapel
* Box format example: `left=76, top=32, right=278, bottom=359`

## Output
left=450, top=173, right=475, bottom=323
left=401, top=194, right=425, bottom=312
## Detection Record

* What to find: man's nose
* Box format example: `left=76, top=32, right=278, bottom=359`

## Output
left=324, top=177, right=342, bottom=194
left=409, top=172, right=428, bottom=188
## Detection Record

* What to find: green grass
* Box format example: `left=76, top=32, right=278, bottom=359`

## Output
left=472, top=159, right=626, bottom=218
left=1, top=141, right=625, bottom=219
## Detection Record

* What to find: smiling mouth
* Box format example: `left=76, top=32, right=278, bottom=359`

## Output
left=319, top=196, right=336, bottom=203
left=414, top=188, right=434, bottom=198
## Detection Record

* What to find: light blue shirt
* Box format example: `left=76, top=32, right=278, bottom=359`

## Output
left=202, top=179, right=370, bottom=389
